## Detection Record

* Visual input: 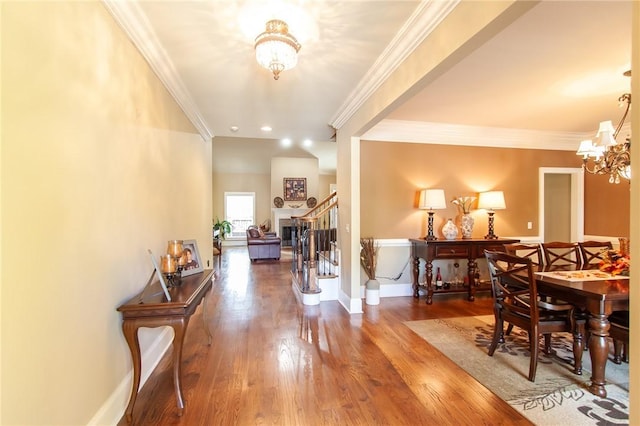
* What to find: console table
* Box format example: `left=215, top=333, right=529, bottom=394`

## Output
left=410, top=238, right=518, bottom=304
left=117, top=269, right=214, bottom=423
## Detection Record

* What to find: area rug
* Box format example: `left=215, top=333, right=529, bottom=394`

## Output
left=405, top=316, right=629, bottom=425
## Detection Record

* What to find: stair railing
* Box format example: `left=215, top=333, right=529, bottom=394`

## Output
left=291, top=191, right=338, bottom=293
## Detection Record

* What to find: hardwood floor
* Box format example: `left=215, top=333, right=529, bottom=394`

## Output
left=119, top=247, right=531, bottom=425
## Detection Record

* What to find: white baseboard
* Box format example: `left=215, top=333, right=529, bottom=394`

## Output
left=381, top=282, right=414, bottom=297
left=338, top=288, right=363, bottom=314
left=87, top=328, right=174, bottom=425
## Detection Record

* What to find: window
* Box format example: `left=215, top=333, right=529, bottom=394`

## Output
left=224, top=192, right=255, bottom=238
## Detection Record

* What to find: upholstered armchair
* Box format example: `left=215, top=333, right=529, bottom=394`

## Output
left=246, top=225, right=281, bottom=261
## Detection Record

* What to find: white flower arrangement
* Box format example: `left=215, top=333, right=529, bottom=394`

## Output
left=452, top=196, right=476, bottom=214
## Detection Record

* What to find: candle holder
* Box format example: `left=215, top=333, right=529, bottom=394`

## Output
left=164, top=240, right=185, bottom=287
left=160, top=253, right=180, bottom=287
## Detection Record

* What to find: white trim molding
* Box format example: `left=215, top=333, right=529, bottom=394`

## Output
left=363, top=119, right=589, bottom=151
left=330, top=1, right=459, bottom=130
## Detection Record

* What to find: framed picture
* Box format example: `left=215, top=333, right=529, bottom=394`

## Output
left=181, top=239, right=204, bottom=277
left=283, top=177, right=306, bottom=201
left=147, top=249, right=172, bottom=301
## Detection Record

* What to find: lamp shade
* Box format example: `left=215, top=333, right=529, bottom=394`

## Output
left=595, top=120, right=617, bottom=147
left=419, top=189, right=446, bottom=210
left=478, top=191, right=506, bottom=210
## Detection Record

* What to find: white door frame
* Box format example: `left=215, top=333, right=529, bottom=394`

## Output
left=538, top=167, right=584, bottom=242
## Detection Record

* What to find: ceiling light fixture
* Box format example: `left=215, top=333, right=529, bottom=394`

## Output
left=255, top=19, right=301, bottom=80
left=576, top=70, right=632, bottom=184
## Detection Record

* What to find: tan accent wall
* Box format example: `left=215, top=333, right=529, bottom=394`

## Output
left=360, top=141, right=630, bottom=240
left=584, top=172, right=630, bottom=237
left=1, top=2, right=211, bottom=424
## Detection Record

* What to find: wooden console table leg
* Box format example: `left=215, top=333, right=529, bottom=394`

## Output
left=169, top=318, right=189, bottom=415
left=121, top=321, right=142, bottom=424
left=202, top=288, right=213, bottom=345
left=425, top=259, right=434, bottom=305
left=412, top=256, right=420, bottom=298
left=467, top=258, right=477, bottom=301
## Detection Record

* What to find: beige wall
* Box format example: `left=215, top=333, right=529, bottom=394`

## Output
left=212, top=170, right=335, bottom=234
left=359, top=141, right=629, bottom=240
left=271, top=157, right=319, bottom=206
left=319, top=174, right=336, bottom=200
left=1, top=2, right=211, bottom=424
left=212, top=172, right=271, bottom=228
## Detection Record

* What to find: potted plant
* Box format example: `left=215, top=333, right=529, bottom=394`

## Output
left=213, top=218, right=232, bottom=241
left=360, top=237, right=380, bottom=305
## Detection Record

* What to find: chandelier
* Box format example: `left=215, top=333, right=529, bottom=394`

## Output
left=576, top=71, right=632, bottom=184
left=255, top=19, right=301, bottom=80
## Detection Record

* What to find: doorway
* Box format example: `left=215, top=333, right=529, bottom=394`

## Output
left=538, top=168, right=584, bottom=242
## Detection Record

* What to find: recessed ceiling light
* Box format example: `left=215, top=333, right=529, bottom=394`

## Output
left=281, top=138, right=292, bottom=147
left=303, top=139, right=312, bottom=147
left=261, top=126, right=272, bottom=132
left=230, top=125, right=239, bottom=132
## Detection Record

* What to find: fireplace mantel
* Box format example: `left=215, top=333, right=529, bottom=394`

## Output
left=272, top=208, right=307, bottom=237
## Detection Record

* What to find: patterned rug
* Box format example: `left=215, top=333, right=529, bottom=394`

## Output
left=405, top=315, right=629, bottom=425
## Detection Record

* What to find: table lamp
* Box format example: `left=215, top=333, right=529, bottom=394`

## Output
left=418, top=189, right=446, bottom=240
left=477, top=191, right=505, bottom=239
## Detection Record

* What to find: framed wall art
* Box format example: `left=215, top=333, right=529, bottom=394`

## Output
left=180, top=239, right=204, bottom=277
left=283, top=177, right=306, bottom=201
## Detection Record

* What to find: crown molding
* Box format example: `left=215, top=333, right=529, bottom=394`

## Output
left=102, top=1, right=213, bottom=142
left=329, top=0, right=460, bottom=130
left=361, top=119, right=594, bottom=151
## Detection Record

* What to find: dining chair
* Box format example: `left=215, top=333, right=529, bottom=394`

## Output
left=503, top=243, right=544, bottom=337
left=541, top=242, right=582, bottom=267
left=608, top=310, right=629, bottom=364
left=504, top=243, right=544, bottom=265
left=578, top=240, right=613, bottom=266
left=484, top=250, right=580, bottom=382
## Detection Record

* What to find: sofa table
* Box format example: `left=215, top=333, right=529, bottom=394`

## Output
left=410, top=238, right=518, bottom=304
left=117, top=269, right=214, bottom=423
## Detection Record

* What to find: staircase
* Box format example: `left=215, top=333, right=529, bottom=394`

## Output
left=290, top=191, right=339, bottom=305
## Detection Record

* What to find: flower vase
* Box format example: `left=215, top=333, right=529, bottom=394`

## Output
left=365, top=279, right=380, bottom=305
left=442, top=219, right=458, bottom=240
left=461, top=214, right=474, bottom=239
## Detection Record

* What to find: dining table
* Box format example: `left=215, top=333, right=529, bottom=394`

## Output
left=533, top=266, right=629, bottom=398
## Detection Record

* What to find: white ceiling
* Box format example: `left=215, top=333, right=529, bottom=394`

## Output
left=105, top=1, right=633, bottom=175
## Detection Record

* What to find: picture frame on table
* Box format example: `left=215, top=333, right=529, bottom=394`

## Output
left=283, top=177, right=306, bottom=201
left=181, top=239, right=203, bottom=277
left=147, top=249, right=172, bottom=301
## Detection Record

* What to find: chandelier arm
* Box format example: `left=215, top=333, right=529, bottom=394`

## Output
left=578, top=72, right=631, bottom=184
left=613, top=93, right=631, bottom=139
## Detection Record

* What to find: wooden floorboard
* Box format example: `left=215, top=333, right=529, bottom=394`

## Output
left=119, top=247, right=531, bottom=425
